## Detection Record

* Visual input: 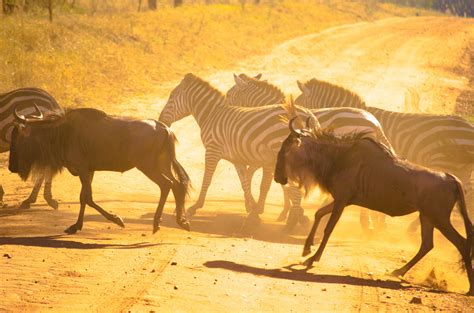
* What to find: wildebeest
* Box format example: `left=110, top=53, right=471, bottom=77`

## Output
left=0, top=87, right=62, bottom=209
left=274, top=117, right=474, bottom=295
left=9, top=105, right=190, bottom=234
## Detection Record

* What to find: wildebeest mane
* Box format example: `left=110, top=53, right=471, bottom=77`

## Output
left=289, top=129, right=396, bottom=195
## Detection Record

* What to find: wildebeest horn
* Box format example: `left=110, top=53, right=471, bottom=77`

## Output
left=14, top=103, right=44, bottom=124
left=289, top=117, right=300, bottom=135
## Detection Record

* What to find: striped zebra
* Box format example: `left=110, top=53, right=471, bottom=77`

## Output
left=159, top=73, right=318, bottom=228
left=0, top=88, right=62, bottom=209
left=295, top=78, right=474, bottom=217
left=226, top=73, right=389, bottom=230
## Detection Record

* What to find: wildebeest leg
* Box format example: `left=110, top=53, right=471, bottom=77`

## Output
left=434, top=219, right=474, bottom=295
left=234, top=164, right=257, bottom=213
left=277, top=186, right=291, bottom=222
left=303, top=201, right=335, bottom=257
left=392, top=214, right=433, bottom=277
left=19, top=177, right=43, bottom=209
left=304, top=201, right=345, bottom=268
left=170, top=180, right=190, bottom=232
left=43, top=175, right=59, bottom=209
left=0, top=185, right=4, bottom=207
left=187, top=148, right=220, bottom=216
left=65, top=172, right=124, bottom=234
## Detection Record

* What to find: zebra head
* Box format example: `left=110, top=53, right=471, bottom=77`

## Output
left=294, top=80, right=312, bottom=107
left=159, top=74, right=196, bottom=126
left=294, top=78, right=367, bottom=109
left=226, top=73, right=285, bottom=107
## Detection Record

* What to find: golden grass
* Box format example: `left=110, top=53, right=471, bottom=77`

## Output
left=0, top=1, right=434, bottom=111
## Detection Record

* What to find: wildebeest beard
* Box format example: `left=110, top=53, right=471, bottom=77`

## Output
left=12, top=121, right=67, bottom=181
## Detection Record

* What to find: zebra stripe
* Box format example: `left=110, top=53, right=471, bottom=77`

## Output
left=159, top=73, right=315, bottom=222
left=295, top=78, right=474, bottom=215
left=227, top=74, right=394, bottom=151
left=226, top=73, right=390, bottom=229
left=0, top=87, right=62, bottom=207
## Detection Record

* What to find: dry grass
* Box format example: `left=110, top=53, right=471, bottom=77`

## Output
left=0, top=0, right=434, bottom=110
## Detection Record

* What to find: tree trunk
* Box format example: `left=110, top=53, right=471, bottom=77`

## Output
left=148, top=0, right=156, bottom=10
left=174, top=0, right=182, bottom=7
left=47, top=0, right=53, bottom=22
left=137, top=0, right=142, bottom=12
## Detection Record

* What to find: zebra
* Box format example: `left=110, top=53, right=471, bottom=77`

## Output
left=226, top=73, right=389, bottom=230
left=294, top=77, right=474, bottom=218
left=0, top=87, right=62, bottom=209
left=159, top=73, right=318, bottom=228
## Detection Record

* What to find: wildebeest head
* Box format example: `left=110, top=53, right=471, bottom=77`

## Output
left=274, top=117, right=314, bottom=186
left=9, top=104, right=64, bottom=181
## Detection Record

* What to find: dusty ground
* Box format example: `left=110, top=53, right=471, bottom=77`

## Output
left=1, top=16, right=474, bottom=312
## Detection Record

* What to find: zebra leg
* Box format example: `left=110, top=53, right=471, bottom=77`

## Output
left=234, top=164, right=257, bottom=212
left=277, top=185, right=291, bottom=222
left=19, top=177, right=43, bottom=209
left=43, top=174, right=59, bottom=209
left=285, top=186, right=307, bottom=231
left=187, top=149, right=220, bottom=217
left=254, top=166, right=274, bottom=214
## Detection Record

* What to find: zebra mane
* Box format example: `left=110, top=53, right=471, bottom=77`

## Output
left=184, top=73, right=225, bottom=99
left=239, top=74, right=285, bottom=100
left=304, top=78, right=367, bottom=108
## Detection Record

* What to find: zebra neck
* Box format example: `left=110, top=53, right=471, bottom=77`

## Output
left=190, top=95, right=226, bottom=129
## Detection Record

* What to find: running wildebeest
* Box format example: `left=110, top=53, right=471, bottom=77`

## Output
left=9, top=105, right=190, bottom=234
left=274, top=117, right=474, bottom=295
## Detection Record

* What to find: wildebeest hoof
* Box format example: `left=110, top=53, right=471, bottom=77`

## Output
left=153, top=224, right=161, bottom=234
left=467, top=288, right=474, bottom=296
left=113, top=215, right=125, bottom=228
left=302, top=257, right=314, bottom=268
left=390, top=269, right=404, bottom=277
left=178, top=219, right=191, bottom=231
left=302, top=246, right=312, bottom=257
left=46, top=198, right=59, bottom=210
left=18, top=200, right=32, bottom=210
left=64, top=224, right=80, bottom=234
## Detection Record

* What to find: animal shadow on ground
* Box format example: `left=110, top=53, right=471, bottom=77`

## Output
left=203, top=260, right=420, bottom=292
left=137, top=210, right=360, bottom=248
left=0, top=235, right=164, bottom=250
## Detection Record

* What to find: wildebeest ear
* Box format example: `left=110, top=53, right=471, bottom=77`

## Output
left=254, top=73, right=262, bottom=80
left=234, top=74, right=248, bottom=88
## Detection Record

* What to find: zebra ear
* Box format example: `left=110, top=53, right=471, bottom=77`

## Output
left=297, top=80, right=310, bottom=95
left=254, top=73, right=262, bottom=80
left=234, top=74, right=248, bottom=88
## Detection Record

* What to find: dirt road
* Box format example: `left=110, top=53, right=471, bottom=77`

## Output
left=1, top=16, right=474, bottom=312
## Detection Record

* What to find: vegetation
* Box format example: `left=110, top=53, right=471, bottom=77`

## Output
left=0, top=1, right=434, bottom=110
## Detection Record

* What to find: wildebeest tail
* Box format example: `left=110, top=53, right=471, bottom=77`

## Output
left=166, top=130, right=191, bottom=196
left=448, top=173, right=473, bottom=261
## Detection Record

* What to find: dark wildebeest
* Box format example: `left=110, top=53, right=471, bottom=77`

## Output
left=9, top=105, right=190, bottom=234
left=274, top=118, right=474, bottom=295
